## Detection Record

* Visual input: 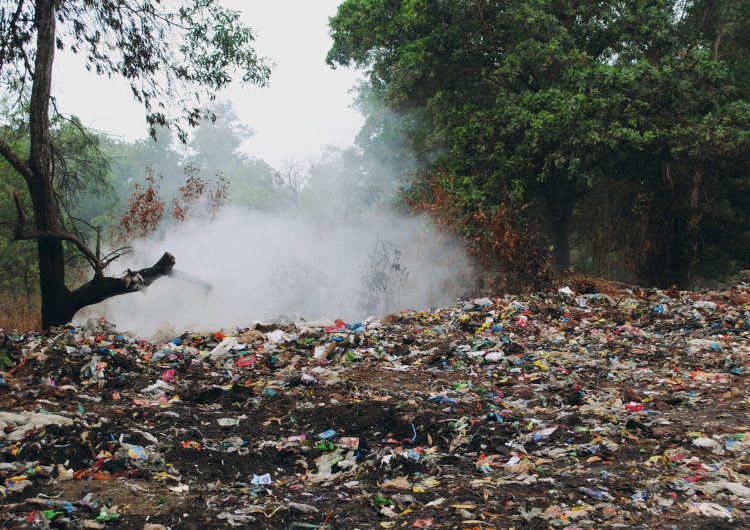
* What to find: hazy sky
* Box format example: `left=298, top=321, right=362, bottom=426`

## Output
left=52, top=0, right=364, bottom=166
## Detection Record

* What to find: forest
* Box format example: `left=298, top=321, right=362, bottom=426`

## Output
left=1, top=0, right=750, bottom=330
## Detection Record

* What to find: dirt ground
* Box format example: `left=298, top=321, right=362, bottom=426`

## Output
left=1, top=279, right=749, bottom=529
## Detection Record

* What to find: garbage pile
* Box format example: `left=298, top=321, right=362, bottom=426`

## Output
left=1, top=274, right=749, bottom=529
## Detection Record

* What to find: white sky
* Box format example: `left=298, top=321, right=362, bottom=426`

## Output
left=52, top=0, right=364, bottom=166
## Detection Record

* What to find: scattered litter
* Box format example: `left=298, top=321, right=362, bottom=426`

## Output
left=1, top=274, right=749, bottom=526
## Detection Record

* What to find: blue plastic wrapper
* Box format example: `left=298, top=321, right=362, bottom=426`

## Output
left=316, top=429, right=338, bottom=439
left=428, top=396, right=457, bottom=404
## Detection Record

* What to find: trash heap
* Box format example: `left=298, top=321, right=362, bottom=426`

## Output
left=0, top=275, right=749, bottom=529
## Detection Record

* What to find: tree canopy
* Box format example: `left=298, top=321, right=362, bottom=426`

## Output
left=328, top=0, right=750, bottom=287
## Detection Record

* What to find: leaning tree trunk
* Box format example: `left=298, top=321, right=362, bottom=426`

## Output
left=63, top=252, right=178, bottom=324
left=27, top=0, right=67, bottom=329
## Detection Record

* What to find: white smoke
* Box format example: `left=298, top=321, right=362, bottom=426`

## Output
left=87, top=206, right=474, bottom=337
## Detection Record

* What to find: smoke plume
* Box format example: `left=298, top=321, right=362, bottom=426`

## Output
left=88, top=206, right=474, bottom=337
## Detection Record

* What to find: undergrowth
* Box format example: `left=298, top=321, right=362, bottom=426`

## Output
left=0, top=291, right=41, bottom=331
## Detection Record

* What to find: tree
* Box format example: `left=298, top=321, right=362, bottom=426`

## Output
left=272, top=158, right=310, bottom=217
left=327, top=0, right=750, bottom=287
left=327, top=0, right=624, bottom=272
left=0, top=99, right=115, bottom=327
left=357, top=234, right=409, bottom=315
left=225, top=156, right=277, bottom=211
left=184, top=100, right=255, bottom=175
left=561, top=0, right=750, bottom=285
left=180, top=100, right=279, bottom=213
left=102, top=127, right=182, bottom=209
left=170, top=162, right=229, bottom=223
left=0, top=0, right=270, bottom=328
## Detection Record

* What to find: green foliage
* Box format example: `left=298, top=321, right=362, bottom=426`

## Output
left=227, top=157, right=277, bottom=211
left=96, top=102, right=278, bottom=215
left=50, top=115, right=113, bottom=207
left=0, top=101, right=114, bottom=306
left=0, top=347, right=18, bottom=371
left=1, top=0, right=271, bottom=141
left=185, top=101, right=255, bottom=173
left=328, top=0, right=750, bottom=288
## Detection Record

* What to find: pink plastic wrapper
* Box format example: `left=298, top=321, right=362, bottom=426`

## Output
left=339, top=437, right=359, bottom=449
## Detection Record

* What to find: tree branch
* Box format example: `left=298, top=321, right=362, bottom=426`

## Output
left=12, top=189, right=102, bottom=274
left=0, top=138, right=36, bottom=184
left=712, top=21, right=725, bottom=61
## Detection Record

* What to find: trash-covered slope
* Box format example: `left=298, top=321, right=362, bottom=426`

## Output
left=1, top=276, right=749, bottom=529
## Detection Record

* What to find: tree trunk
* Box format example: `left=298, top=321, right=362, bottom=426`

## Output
left=552, top=220, right=571, bottom=273
left=37, top=238, right=68, bottom=328
left=659, top=162, right=702, bottom=289
left=27, top=0, right=67, bottom=329
left=678, top=168, right=702, bottom=287
left=543, top=169, right=575, bottom=274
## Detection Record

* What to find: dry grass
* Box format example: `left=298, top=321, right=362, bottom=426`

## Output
left=0, top=291, right=41, bottom=332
